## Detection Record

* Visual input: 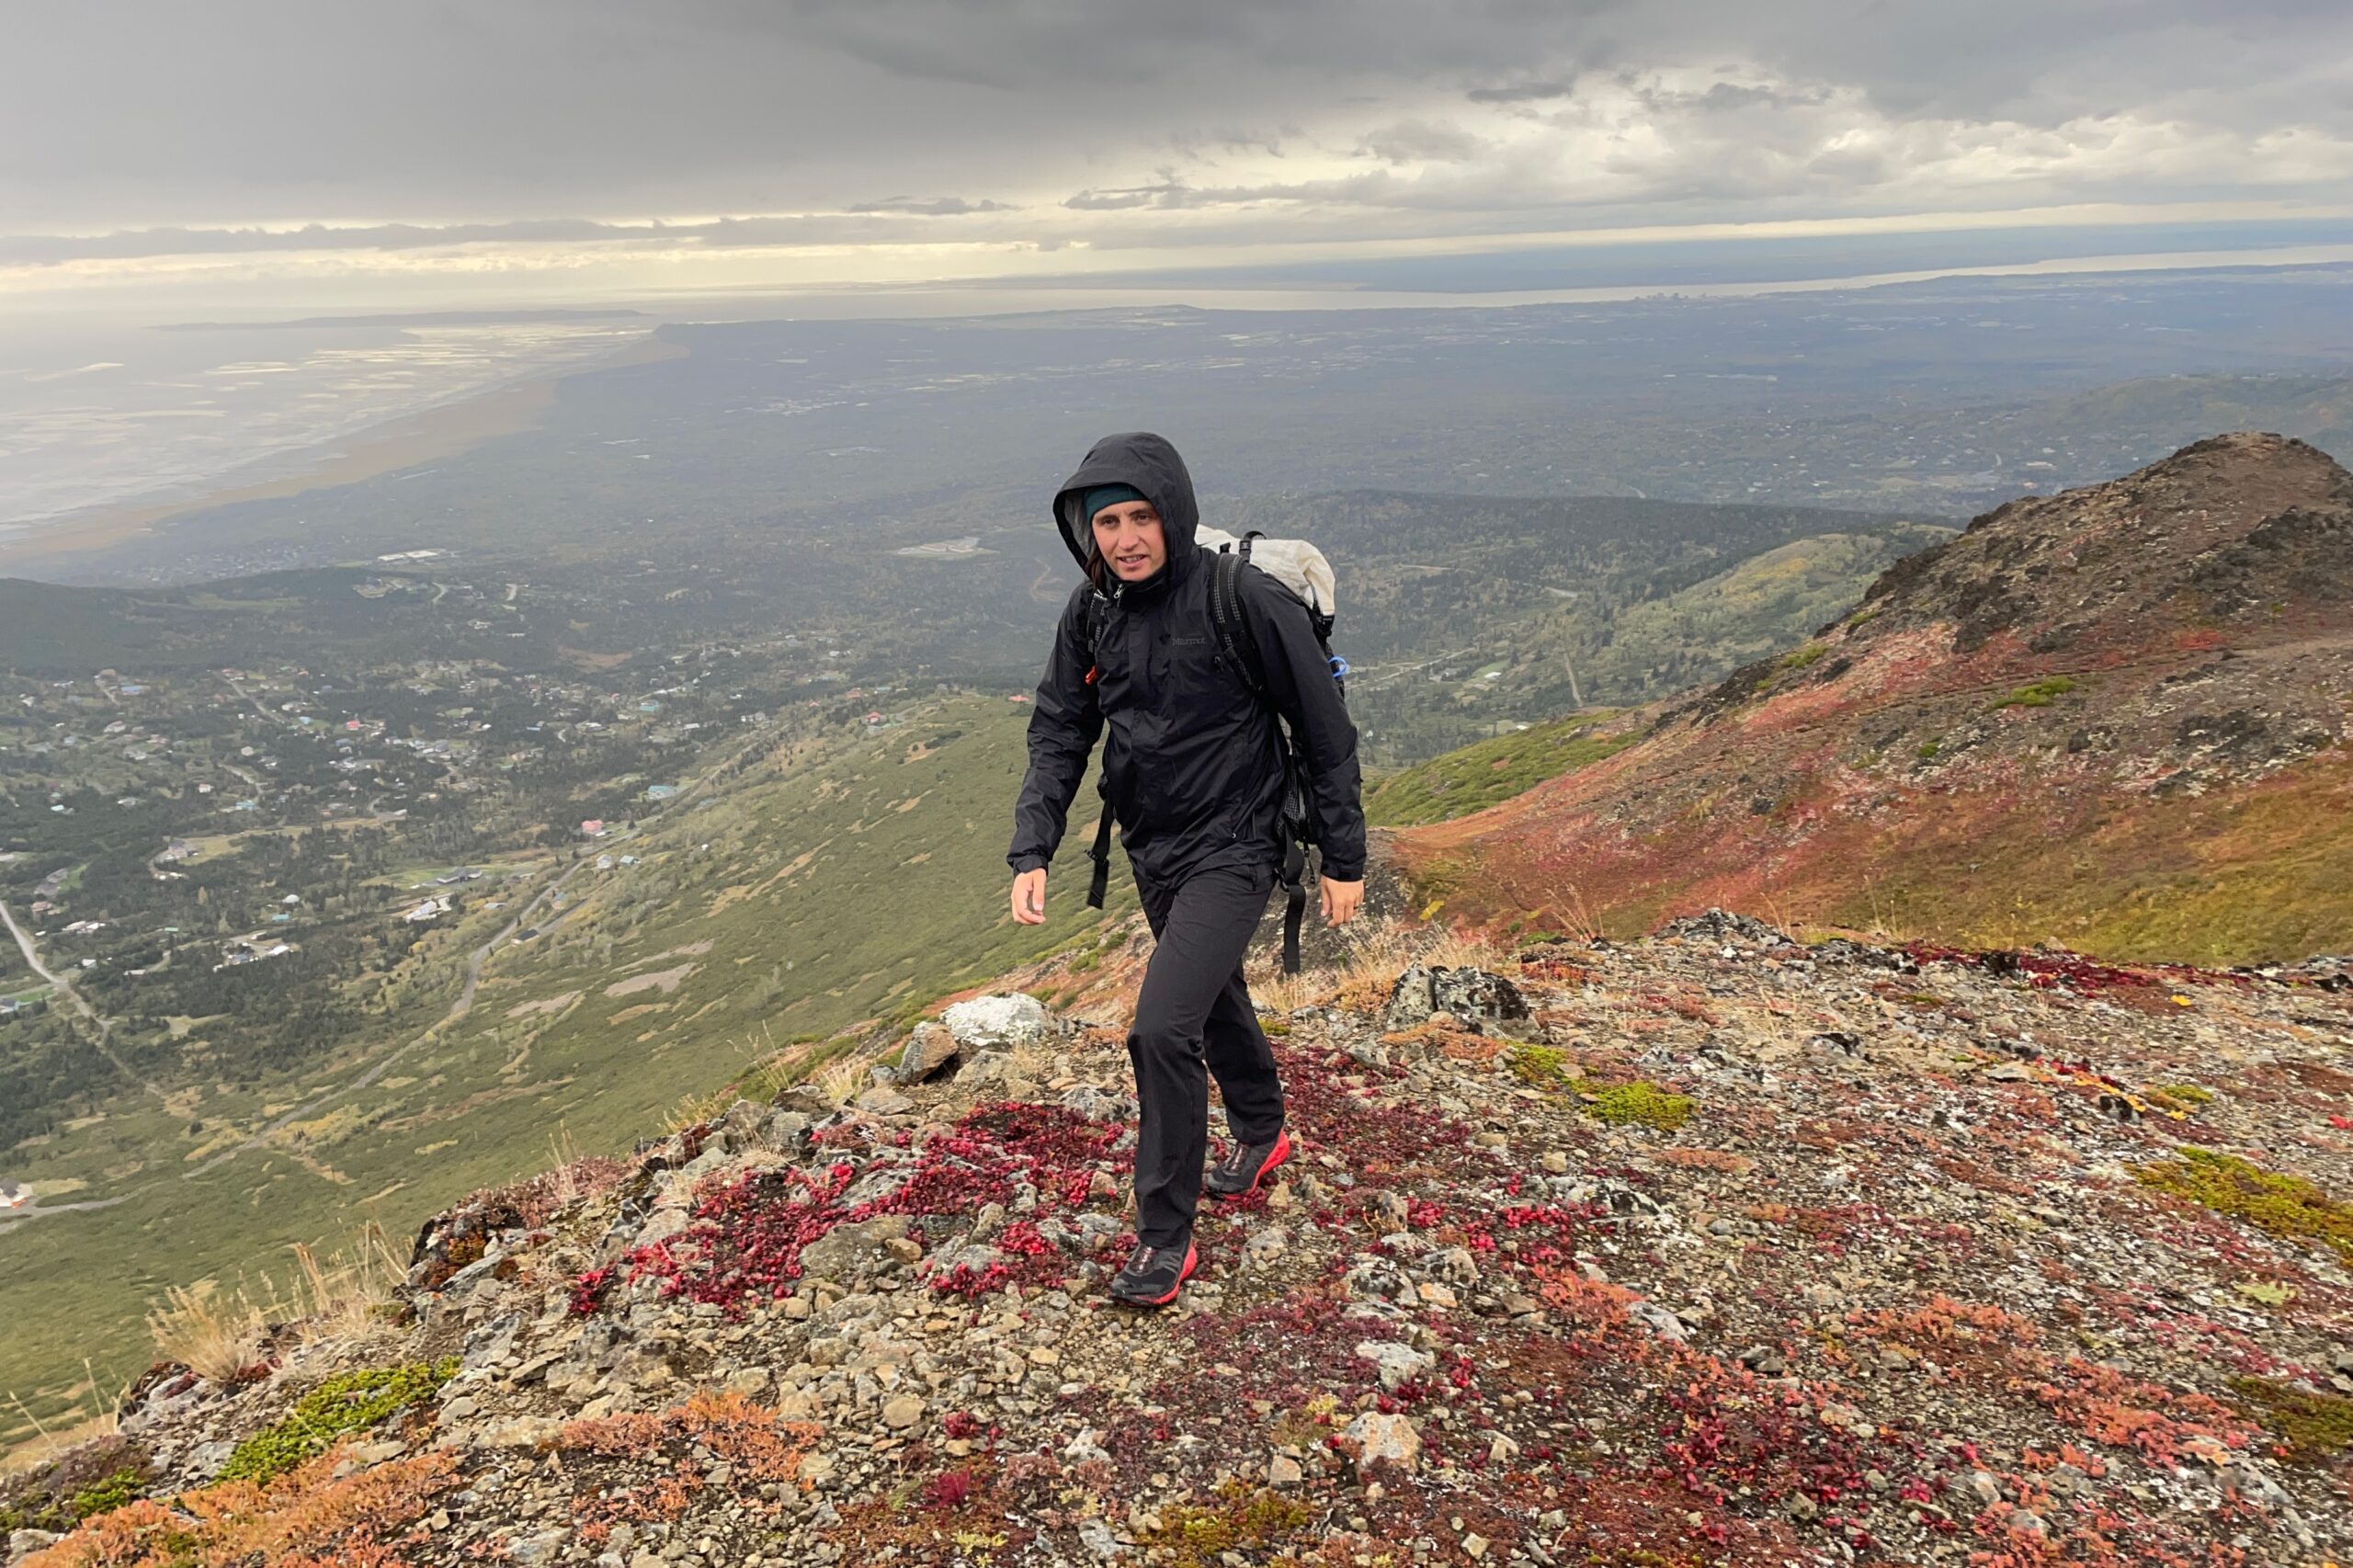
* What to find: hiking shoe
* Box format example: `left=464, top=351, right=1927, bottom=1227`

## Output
left=1207, top=1128, right=1292, bottom=1199
left=1108, top=1238, right=1198, bottom=1307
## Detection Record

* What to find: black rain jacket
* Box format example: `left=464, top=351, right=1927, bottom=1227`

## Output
left=1007, top=431, right=1366, bottom=892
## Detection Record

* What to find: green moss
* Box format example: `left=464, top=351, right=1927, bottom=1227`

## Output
left=1847, top=607, right=1884, bottom=629
left=217, top=1358, right=459, bottom=1484
left=1779, top=642, right=1829, bottom=670
left=2133, top=1150, right=2353, bottom=1263
left=1915, top=741, right=1940, bottom=759
left=1991, top=675, right=2081, bottom=710
left=1506, top=1042, right=1575, bottom=1089
left=1155, top=1488, right=1314, bottom=1568
left=1583, top=1081, right=1693, bottom=1131
left=2228, top=1375, right=2353, bottom=1462
left=2147, top=1083, right=2214, bottom=1110
left=66, top=1467, right=147, bottom=1522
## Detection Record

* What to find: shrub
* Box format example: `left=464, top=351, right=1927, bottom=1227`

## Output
left=2133, top=1150, right=2353, bottom=1263
left=1584, top=1081, right=1694, bottom=1131
left=1506, top=1042, right=1574, bottom=1089
left=1153, top=1488, right=1314, bottom=1568
left=1992, top=675, right=2081, bottom=710
left=2227, top=1376, right=2353, bottom=1462
left=216, top=1358, right=459, bottom=1485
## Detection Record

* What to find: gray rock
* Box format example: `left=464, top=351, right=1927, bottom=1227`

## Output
left=474, top=1415, right=566, bottom=1450
left=1417, top=1244, right=1480, bottom=1286
left=838, top=1164, right=917, bottom=1209
left=799, top=1217, right=906, bottom=1283
left=1626, top=1300, right=1688, bottom=1342
left=1242, top=1226, right=1290, bottom=1267
left=632, top=1207, right=693, bottom=1251
left=773, top=1084, right=835, bottom=1119
left=1383, top=964, right=1530, bottom=1034
left=1061, top=1085, right=1137, bottom=1124
left=856, top=1085, right=915, bottom=1116
left=507, top=1528, right=570, bottom=1564
left=1345, top=1411, right=1422, bottom=1471
left=761, top=1110, right=812, bottom=1153
left=1355, top=1339, right=1437, bottom=1391
left=1430, top=966, right=1531, bottom=1030
left=893, top=1022, right=961, bottom=1084
left=942, top=994, right=1051, bottom=1053
left=10, top=1530, right=64, bottom=1562
left=929, top=1243, right=1006, bottom=1278
left=1075, top=1517, right=1122, bottom=1561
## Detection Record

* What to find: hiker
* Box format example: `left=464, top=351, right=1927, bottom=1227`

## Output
left=1007, top=431, right=1366, bottom=1307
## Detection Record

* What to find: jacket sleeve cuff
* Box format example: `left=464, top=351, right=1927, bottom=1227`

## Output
left=1009, top=854, right=1050, bottom=875
left=1318, top=855, right=1365, bottom=882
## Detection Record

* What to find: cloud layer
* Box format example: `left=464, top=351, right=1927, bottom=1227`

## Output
left=6, top=0, right=2352, bottom=299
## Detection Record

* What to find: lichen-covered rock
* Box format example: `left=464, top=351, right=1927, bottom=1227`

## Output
left=942, top=993, right=1051, bottom=1052
left=1345, top=1410, right=1422, bottom=1472
left=1383, top=963, right=1530, bottom=1034
left=796, top=1216, right=906, bottom=1284
left=1059, top=1084, right=1136, bottom=1124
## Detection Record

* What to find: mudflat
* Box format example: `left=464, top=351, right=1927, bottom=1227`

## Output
left=0, top=333, right=685, bottom=573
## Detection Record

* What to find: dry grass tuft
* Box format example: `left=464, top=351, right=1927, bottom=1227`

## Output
left=145, top=1225, right=407, bottom=1382
left=144, top=1281, right=267, bottom=1386
left=813, top=1052, right=871, bottom=1109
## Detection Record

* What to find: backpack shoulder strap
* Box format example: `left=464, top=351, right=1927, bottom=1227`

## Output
left=1210, top=546, right=1313, bottom=975
left=1208, top=548, right=1271, bottom=707
left=1083, top=587, right=1115, bottom=908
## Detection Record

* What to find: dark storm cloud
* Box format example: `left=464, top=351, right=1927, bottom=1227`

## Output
left=1466, top=82, right=1576, bottom=105
left=4, top=0, right=2350, bottom=273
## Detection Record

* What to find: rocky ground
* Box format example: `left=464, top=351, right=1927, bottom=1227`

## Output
left=8, top=915, right=2353, bottom=1567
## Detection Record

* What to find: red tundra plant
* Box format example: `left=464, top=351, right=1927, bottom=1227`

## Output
left=578, top=1101, right=1130, bottom=1314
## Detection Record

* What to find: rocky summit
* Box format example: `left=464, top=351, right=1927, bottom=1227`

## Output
left=8, top=918, right=2352, bottom=1566
left=1394, top=433, right=2353, bottom=965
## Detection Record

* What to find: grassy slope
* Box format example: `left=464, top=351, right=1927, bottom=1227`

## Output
left=0, top=693, right=1131, bottom=1440
left=1400, top=751, right=2353, bottom=966
left=1520, top=528, right=1952, bottom=706
left=1364, top=711, right=1636, bottom=828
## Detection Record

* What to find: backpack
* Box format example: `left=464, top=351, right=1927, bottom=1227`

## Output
left=1082, top=531, right=1348, bottom=975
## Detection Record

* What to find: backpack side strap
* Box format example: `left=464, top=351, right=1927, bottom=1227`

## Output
left=1082, top=589, right=1115, bottom=909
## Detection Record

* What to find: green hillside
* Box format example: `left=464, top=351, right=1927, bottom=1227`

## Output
left=1365, top=710, right=1636, bottom=828
left=0, top=693, right=1130, bottom=1443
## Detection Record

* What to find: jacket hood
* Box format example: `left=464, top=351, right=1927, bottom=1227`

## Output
left=1051, top=431, right=1200, bottom=574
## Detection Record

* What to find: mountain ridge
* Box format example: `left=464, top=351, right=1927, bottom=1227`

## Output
left=1389, top=432, right=2353, bottom=963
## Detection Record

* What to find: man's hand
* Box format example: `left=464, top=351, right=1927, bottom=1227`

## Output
left=1010, top=867, right=1048, bottom=925
left=1320, top=876, right=1364, bottom=926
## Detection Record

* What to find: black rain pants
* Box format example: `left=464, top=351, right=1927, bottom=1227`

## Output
left=1128, top=861, right=1288, bottom=1247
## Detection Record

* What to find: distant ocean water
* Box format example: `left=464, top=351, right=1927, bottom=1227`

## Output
left=0, top=313, right=650, bottom=539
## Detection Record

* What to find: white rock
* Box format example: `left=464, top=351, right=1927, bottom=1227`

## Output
left=942, top=994, right=1051, bottom=1053
left=1345, top=1410, right=1422, bottom=1472
left=1355, top=1339, right=1438, bottom=1391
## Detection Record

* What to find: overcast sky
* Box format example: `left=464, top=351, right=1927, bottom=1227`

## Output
left=6, top=0, right=2352, bottom=312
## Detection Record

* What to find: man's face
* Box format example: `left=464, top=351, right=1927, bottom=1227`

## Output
left=1091, top=500, right=1167, bottom=583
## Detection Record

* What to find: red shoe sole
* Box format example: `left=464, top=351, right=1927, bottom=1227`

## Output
left=1118, top=1243, right=1199, bottom=1307
left=1211, top=1129, right=1292, bottom=1199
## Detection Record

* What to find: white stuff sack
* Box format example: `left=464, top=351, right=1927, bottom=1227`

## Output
left=1197, top=526, right=1338, bottom=622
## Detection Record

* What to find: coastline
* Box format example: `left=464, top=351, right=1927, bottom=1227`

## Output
left=0, top=332, right=687, bottom=574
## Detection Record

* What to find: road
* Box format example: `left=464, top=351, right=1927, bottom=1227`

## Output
left=0, top=896, right=164, bottom=1103
left=180, top=717, right=777, bottom=1177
